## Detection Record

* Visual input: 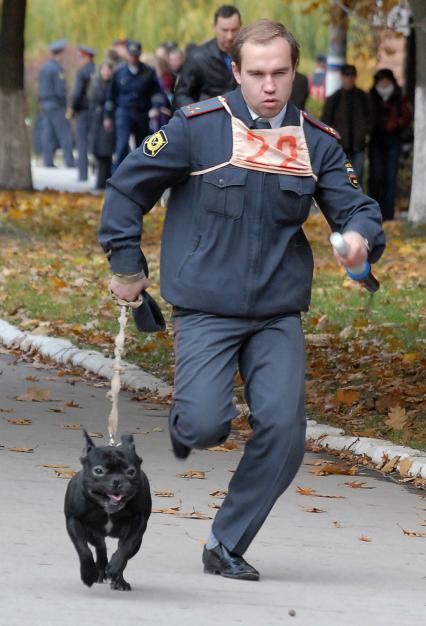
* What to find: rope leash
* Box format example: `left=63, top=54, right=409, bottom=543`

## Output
left=106, top=292, right=143, bottom=446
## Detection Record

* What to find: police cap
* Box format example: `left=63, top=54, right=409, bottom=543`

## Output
left=127, top=40, right=142, bottom=56
left=77, top=44, right=96, bottom=57
left=49, top=39, right=68, bottom=53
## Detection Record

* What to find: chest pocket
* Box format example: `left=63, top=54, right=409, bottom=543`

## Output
left=276, top=175, right=316, bottom=224
left=202, top=167, right=248, bottom=219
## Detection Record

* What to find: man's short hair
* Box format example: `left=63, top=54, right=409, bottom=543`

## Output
left=232, top=19, right=300, bottom=70
left=214, top=4, right=241, bottom=24
left=341, top=64, right=357, bottom=77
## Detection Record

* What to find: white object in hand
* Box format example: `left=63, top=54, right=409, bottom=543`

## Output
left=329, top=232, right=366, bottom=275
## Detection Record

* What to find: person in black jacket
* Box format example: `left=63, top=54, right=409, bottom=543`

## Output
left=72, top=45, right=96, bottom=181
left=88, top=61, right=115, bottom=190
left=321, top=64, right=370, bottom=185
left=173, top=5, right=241, bottom=108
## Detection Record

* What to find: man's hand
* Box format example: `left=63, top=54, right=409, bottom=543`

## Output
left=332, top=231, right=368, bottom=268
left=110, top=276, right=149, bottom=303
left=103, top=118, right=113, bottom=132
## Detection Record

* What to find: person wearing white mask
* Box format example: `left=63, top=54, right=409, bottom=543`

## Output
left=368, top=68, right=412, bottom=221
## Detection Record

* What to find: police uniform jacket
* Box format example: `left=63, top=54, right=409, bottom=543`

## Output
left=38, top=58, right=67, bottom=111
left=99, top=87, right=385, bottom=318
left=104, top=62, right=162, bottom=118
left=173, top=38, right=236, bottom=108
left=72, top=61, right=95, bottom=112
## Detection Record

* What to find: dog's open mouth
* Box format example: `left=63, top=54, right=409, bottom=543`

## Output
left=90, top=490, right=126, bottom=506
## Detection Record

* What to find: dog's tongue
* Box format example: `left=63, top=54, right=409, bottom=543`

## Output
left=109, top=494, right=124, bottom=502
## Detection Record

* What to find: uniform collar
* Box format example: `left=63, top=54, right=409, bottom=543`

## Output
left=225, top=87, right=301, bottom=128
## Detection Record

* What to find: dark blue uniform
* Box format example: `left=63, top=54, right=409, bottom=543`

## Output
left=72, top=60, right=96, bottom=180
left=104, top=62, right=162, bottom=167
left=99, top=88, right=385, bottom=557
left=38, top=58, right=74, bottom=167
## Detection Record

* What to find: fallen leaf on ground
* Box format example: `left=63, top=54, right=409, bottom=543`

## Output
left=398, top=457, right=414, bottom=477
left=154, top=490, right=175, bottom=497
left=152, top=505, right=181, bottom=514
left=385, top=406, right=408, bottom=431
left=25, top=376, right=39, bottom=382
left=335, top=388, right=360, bottom=404
left=311, top=462, right=358, bottom=476
left=296, top=487, right=345, bottom=499
left=16, top=386, right=50, bottom=402
left=178, top=510, right=212, bottom=520
left=359, top=535, right=372, bottom=542
left=0, top=408, right=14, bottom=413
left=54, top=468, right=77, bottom=478
left=208, top=441, right=239, bottom=452
left=7, top=418, right=32, bottom=425
left=178, top=470, right=206, bottom=479
left=304, top=459, right=323, bottom=466
left=344, top=481, right=374, bottom=489
left=333, top=521, right=342, bottom=528
left=209, top=490, right=228, bottom=498
left=8, top=447, right=34, bottom=453
left=401, top=528, right=426, bottom=538
left=381, top=455, right=401, bottom=474
left=152, top=427, right=164, bottom=432
left=303, top=507, right=326, bottom=513
left=88, top=432, right=103, bottom=438
left=48, top=407, right=64, bottom=413
left=62, top=423, right=81, bottom=430
left=208, top=502, right=222, bottom=509
left=65, top=400, right=80, bottom=408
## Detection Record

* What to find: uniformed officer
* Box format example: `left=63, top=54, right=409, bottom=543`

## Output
left=71, top=45, right=96, bottom=181
left=99, top=20, right=385, bottom=581
left=38, top=39, right=75, bottom=167
left=103, top=40, right=163, bottom=168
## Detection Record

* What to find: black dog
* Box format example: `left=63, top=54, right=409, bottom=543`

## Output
left=64, top=431, right=151, bottom=591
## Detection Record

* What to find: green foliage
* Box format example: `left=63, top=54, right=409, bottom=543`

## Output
left=25, top=0, right=328, bottom=60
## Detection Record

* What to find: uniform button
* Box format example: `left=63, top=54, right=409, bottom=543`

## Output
left=218, top=178, right=225, bottom=187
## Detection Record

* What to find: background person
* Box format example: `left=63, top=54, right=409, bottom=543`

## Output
left=38, top=39, right=75, bottom=167
left=321, top=64, right=370, bottom=184
left=173, top=4, right=241, bottom=108
left=103, top=40, right=164, bottom=168
left=368, top=68, right=412, bottom=221
left=88, top=60, right=115, bottom=190
left=99, top=19, right=385, bottom=582
left=71, top=45, right=96, bottom=181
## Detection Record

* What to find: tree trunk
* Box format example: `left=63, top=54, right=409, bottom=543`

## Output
left=326, top=2, right=348, bottom=96
left=408, top=0, right=426, bottom=223
left=0, top=0, right=32, bottom=190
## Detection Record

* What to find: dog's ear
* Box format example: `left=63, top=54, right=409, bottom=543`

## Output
left=121, top=434, right=142, bottom=465
left=120, top=433, right=136, bottom=450
left=81, top=429, right=95, bottom=457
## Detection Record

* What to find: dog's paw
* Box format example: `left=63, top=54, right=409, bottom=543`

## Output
left=80, top=558, right=97, bottom=587
left=110, top=574, right=131, bottom=591
left=96, top=568, right=107, bottom=583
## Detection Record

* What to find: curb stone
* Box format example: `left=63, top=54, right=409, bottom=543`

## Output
left=1, top=318, right=425, bottom=479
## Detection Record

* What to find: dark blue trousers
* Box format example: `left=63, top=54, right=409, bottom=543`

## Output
left=368, top=135, right=401, bottom=221
left=41, top=108, right=74, bottom=167
left=113, top=109, right=150, bottom=169
left=170, top=310, right=306, bottom=555
left=75, top=110, right=90, bottom=181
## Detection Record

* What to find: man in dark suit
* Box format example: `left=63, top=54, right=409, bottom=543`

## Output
left=173, top=5, right=241, bottom=108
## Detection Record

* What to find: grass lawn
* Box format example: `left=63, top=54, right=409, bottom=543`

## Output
left=0, top=190, right=425, bottom=451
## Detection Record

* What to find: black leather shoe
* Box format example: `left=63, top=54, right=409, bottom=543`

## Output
left=202, top=543, right=259, bottom=581
left=170, top=431, right=191, bottom=459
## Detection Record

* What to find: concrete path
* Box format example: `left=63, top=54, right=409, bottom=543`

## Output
left=1, top=352, right=425, bottom=626
left=31, top=162, right=97, bottom=194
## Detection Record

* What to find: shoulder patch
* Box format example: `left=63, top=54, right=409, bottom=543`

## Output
left=181, top=96, right=225, bottom=119
left=302, top=111, right=341, bottom=140
left=143, top=130, right=168, bottom=157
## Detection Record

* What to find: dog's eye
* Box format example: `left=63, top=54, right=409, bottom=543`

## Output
left=126, top=467, right=137, bottom=478
left=92, top=466, right=105, bottom=476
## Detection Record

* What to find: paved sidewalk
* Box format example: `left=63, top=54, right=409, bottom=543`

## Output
left=1, top=352, right=425, bottom=626
left=31, top=162, right=97, bottom=194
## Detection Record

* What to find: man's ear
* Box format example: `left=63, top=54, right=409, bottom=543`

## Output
left=232, top=61, right=241, bottom=85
